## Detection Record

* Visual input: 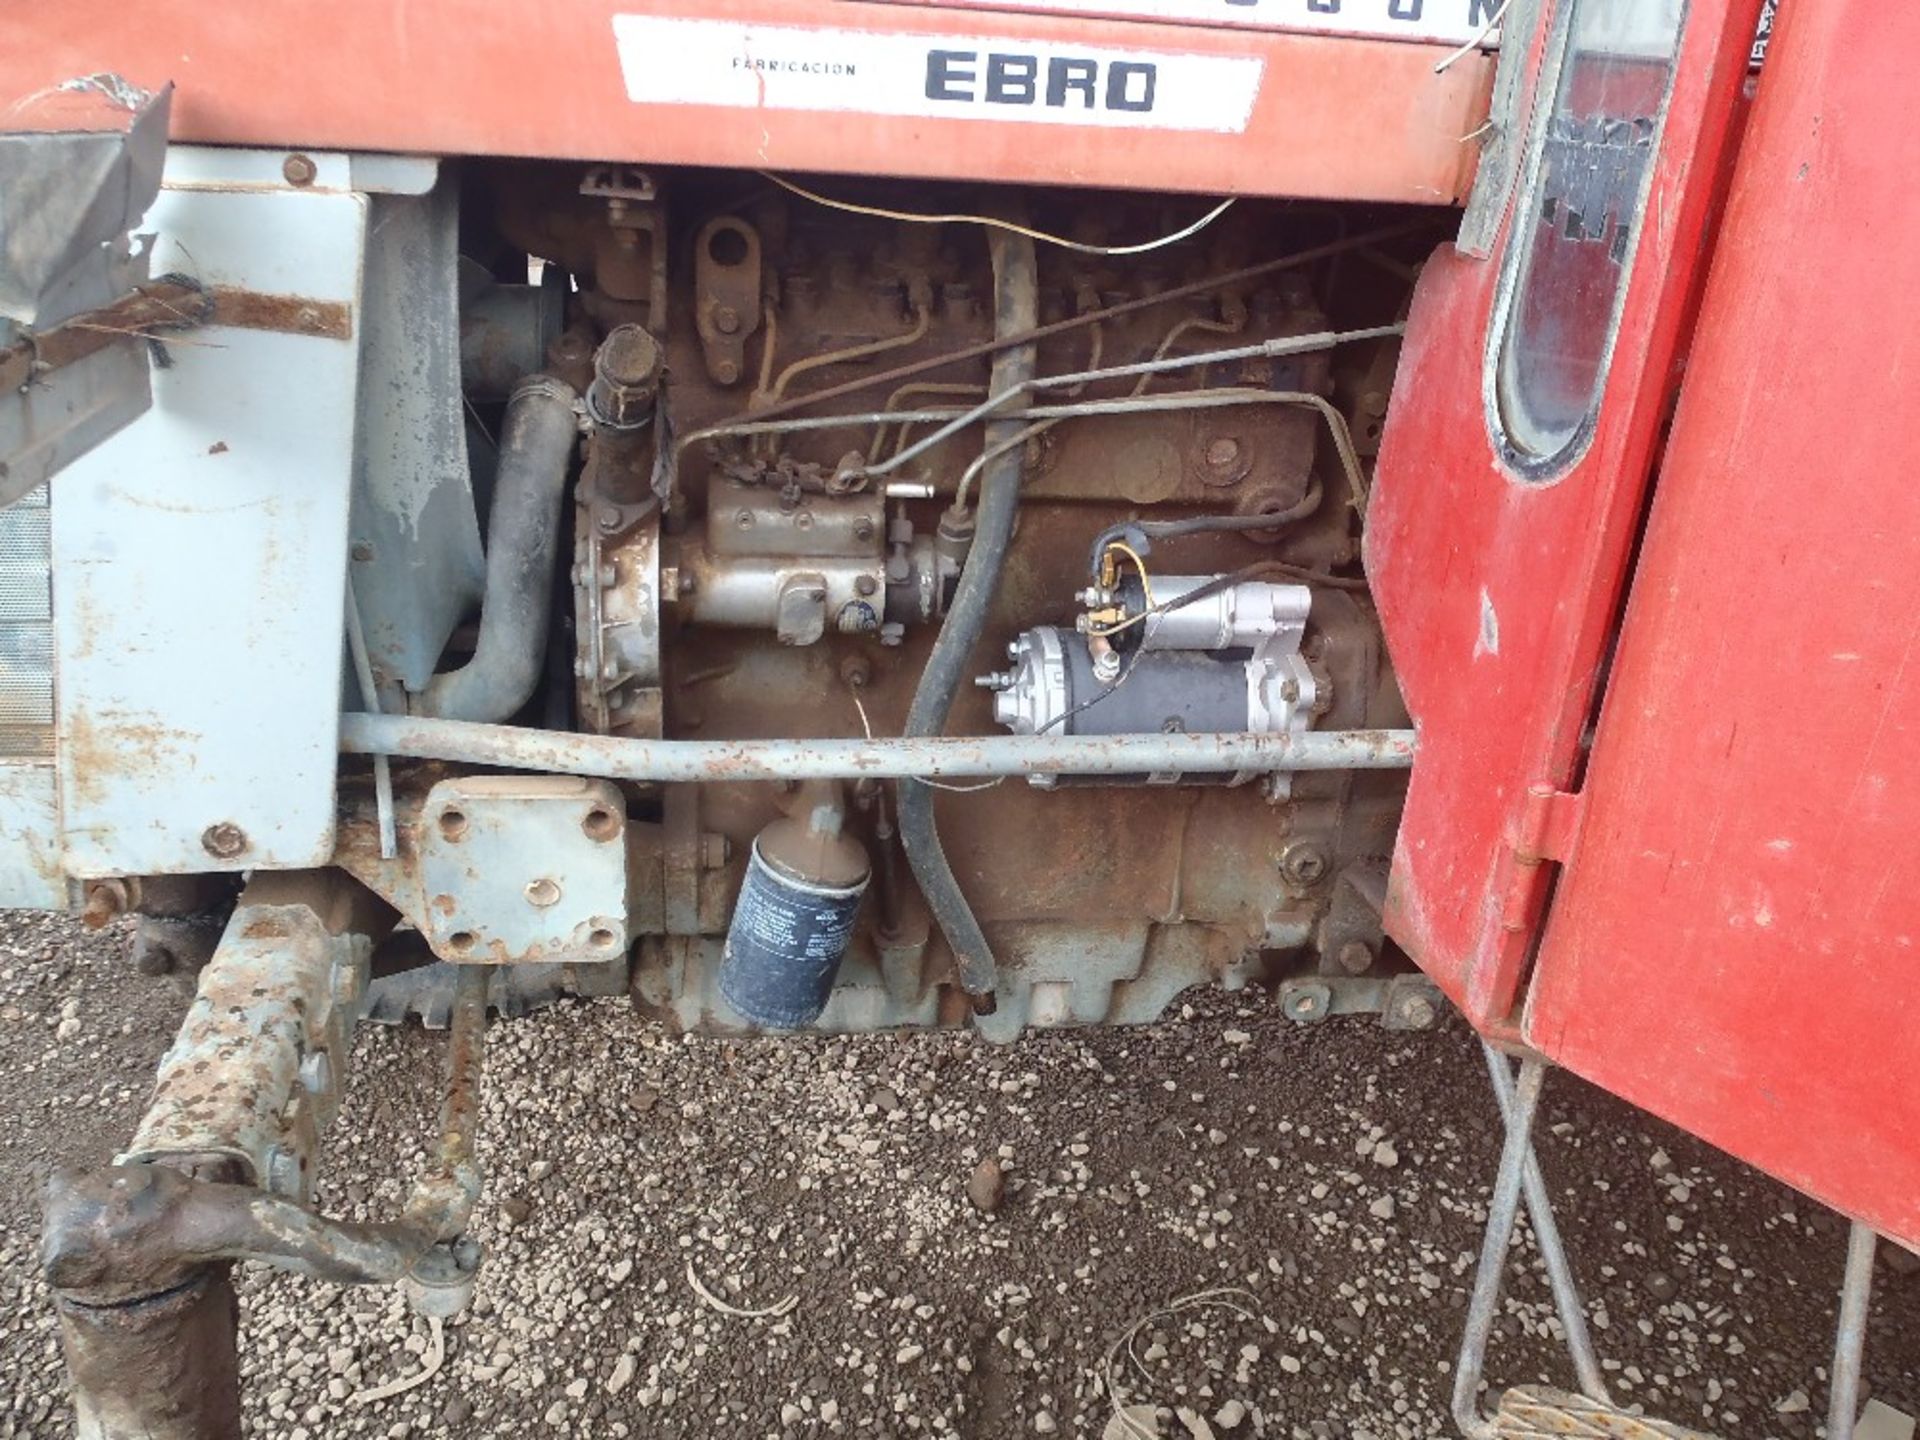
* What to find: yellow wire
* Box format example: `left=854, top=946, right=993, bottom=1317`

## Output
left=760, top=171, right=1236, bottom=256
left=1087, top=541, right=1157, bottom=638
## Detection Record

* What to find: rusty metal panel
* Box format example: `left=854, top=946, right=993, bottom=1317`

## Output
left=51, top=149, right=368, bottom=877
left=1523, top=0, right=1920, bottom=1251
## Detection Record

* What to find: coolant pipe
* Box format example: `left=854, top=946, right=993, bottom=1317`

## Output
left=415, top=375, right=580, bottom=722
left=895, top=230, right=1037, bottom=1012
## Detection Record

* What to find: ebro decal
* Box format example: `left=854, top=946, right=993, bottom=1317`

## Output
left=609, top=15, right=1265, bottom=132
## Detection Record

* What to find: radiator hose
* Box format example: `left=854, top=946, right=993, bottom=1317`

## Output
left=415, top=375, right=579, bottom=722
left=896, top=231, right=1037, bottom=1013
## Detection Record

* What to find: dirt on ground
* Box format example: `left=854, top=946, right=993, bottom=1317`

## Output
left=0, top=913, right=1914, bottom=1439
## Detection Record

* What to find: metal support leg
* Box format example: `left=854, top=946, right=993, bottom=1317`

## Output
left=1482, top=1043, right=1613, bottom=1406
left=1453, top=1054, right=1548, bottom=1440
left=1827, top=1220, right=1878, bottom=1440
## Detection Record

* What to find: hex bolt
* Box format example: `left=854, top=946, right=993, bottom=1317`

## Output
left=1278, top=841, right=1328, bottom=887
left=597, top=508, right=622, bottom=533
left=350, top=540, right=374, bottom=563
left=853, top=516, right=876, bottom=542
left=1284, top=983, right=1331, bottom=1024
left=1398, top=993, right=1439, bottom=1030
left=282, top=153, right=318, bottom=187
left=855, top=574, right=878, bottom=597
left=713, top=305, right=742, bottom=335
left=1337, top=939, right=1375, bottom=975
left=200, top=822, right=248, bottom=860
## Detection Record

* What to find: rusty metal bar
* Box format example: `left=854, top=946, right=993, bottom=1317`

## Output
left=340, top=712, right=1417, bottom=781
left=403, top=964, right=488, bottom=1243
left=120, top=871, right=383, bottom=1194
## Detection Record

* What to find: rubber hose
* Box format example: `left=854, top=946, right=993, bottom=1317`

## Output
left=896, top=231, right=1037, bottom=1012
left=416, top=375, right=579, bottom=721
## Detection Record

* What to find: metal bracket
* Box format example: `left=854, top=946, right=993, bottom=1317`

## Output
left=417, top=775, right=631, bottom=964
left=1499, top=783, right=1584, bottom=935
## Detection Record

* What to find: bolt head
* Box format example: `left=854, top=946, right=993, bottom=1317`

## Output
left=1278, top=841, right=1328, bottom=886
left=713, top=305, right=742, bottom=335
left=1397, top=993, right=1439, bottom=1030
left=1205, top=437, right=1243, bottom=469
left=282, top=153, right=317, bottom=187
left=200, top=822, right=248, bottom=860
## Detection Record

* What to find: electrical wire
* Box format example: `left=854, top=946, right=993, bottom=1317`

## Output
left=1434, top=0, right=1510, bottom=73
left=1085, top=541, right=1158, bottom=639
left=853, top=692, right=1003, bottom=793
left=761, top=170, right=1237, bottom=256
left=1086, top=478, right=1326, bottom=570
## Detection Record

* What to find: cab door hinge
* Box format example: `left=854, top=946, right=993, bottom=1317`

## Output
left=1498, top=784, right=1585, bottom=935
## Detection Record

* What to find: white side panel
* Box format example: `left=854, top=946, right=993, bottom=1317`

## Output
left=53, top=155, right=366, bottom=877
left=0, top=764, right=64, bottom=907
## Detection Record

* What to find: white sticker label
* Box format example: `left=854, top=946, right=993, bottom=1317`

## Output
left=862, top=0, right=1500, bottom=47
left=610, top=15, right=1265, bottom=132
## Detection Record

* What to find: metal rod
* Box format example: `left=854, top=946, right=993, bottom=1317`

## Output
left=404, top=964, right=488, bottom=1243
left=673, top=324, right=1399, bottom=479
left=710, top=218, right=1434, bottom=429
left=1827, top=1219, right=1878, bottom=1440
left=1482, top=1043, right=1613, bottom=1407
left=343, top=582, right=397, bottom=860
left=341, top=713, right=1416, bottom=782
left=864, top=324, right=1401, bottom=480
left=1453, top=1054, right=1548, bottom=1440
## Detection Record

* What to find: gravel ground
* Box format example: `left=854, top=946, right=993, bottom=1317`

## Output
left=1, top=913, right=1914, bottom=1439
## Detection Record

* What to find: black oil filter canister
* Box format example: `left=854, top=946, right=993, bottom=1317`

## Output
left=718, top=781, right=870, bottom=1029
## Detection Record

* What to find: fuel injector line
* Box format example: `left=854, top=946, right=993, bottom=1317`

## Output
left=894, top=229, right=1037, bottom=1013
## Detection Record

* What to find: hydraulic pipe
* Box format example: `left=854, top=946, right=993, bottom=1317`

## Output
left=894, top=229, right=1039, bottom=1010
left=415, top=375, right=579, bottom=722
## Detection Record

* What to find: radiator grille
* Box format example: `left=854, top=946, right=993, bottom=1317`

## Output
left=0, top=486, right=54, bottom=758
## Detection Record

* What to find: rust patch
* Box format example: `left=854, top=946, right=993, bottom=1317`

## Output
left=207, top=287, right=353, bottom=342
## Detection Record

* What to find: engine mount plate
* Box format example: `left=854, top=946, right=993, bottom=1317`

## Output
left=417, top=776, right=630, bottom=965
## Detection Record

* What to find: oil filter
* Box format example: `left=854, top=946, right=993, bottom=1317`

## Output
left=718, top=781, right=870, bottom=1028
